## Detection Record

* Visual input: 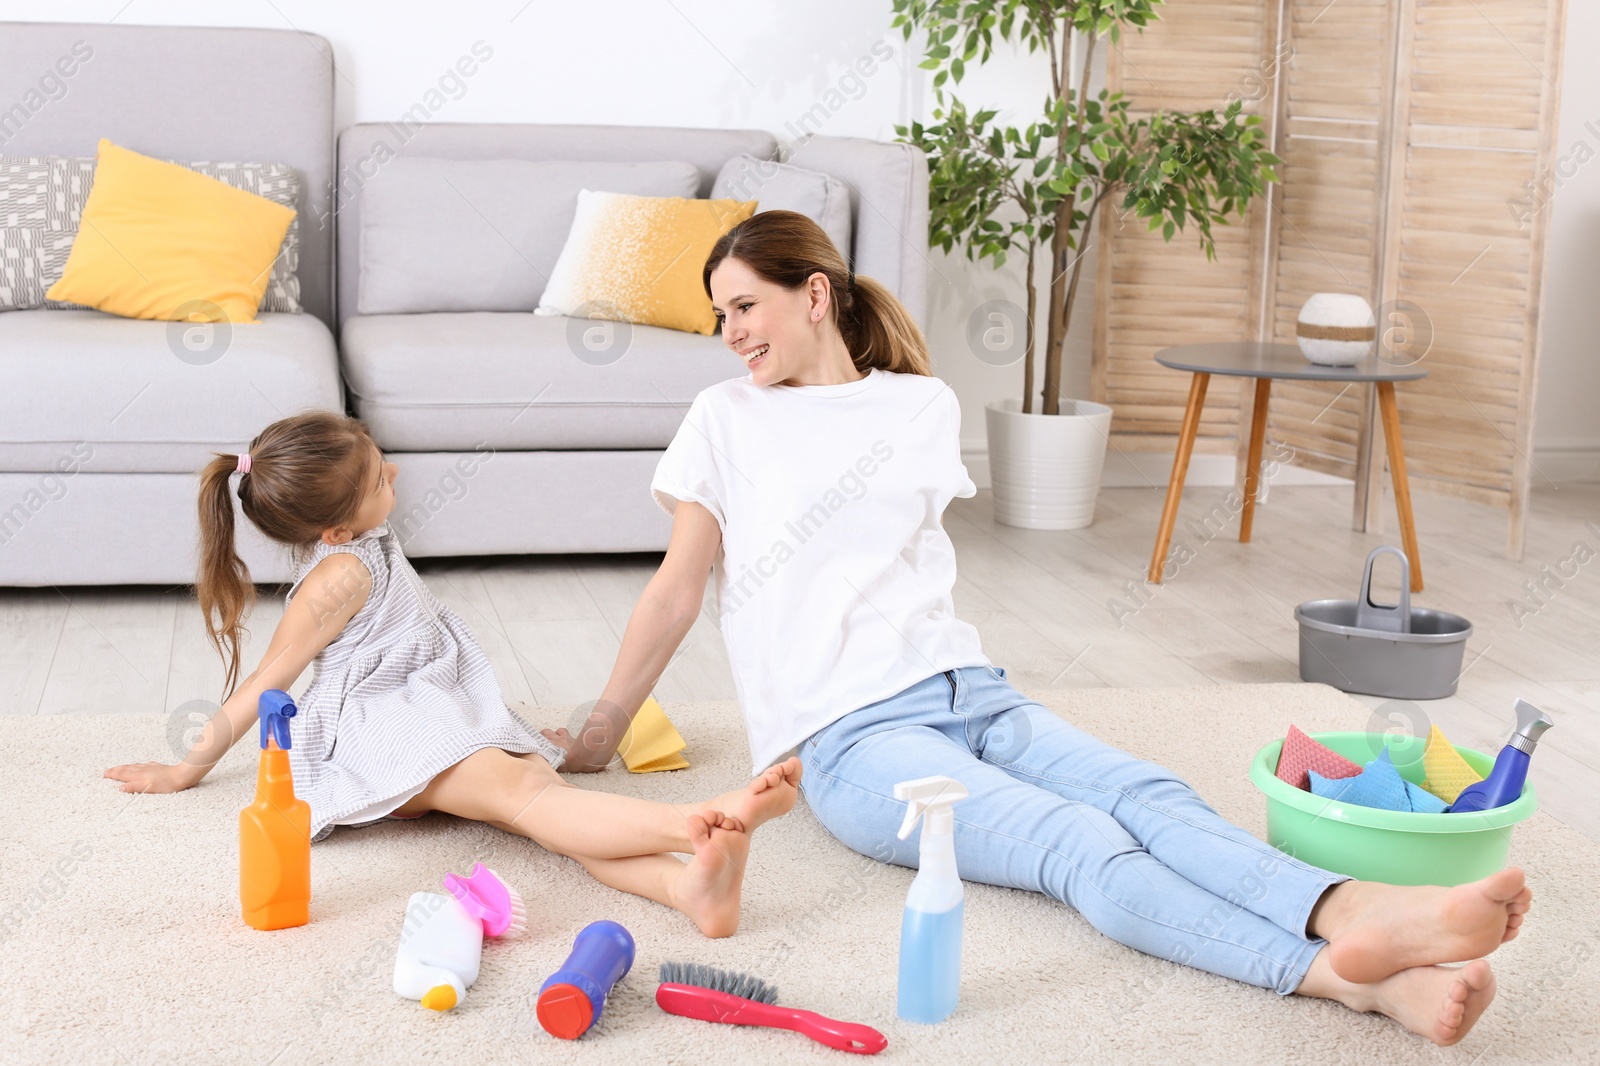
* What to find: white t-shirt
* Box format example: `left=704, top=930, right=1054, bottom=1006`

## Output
left=651, top=366, right=991, bottom=772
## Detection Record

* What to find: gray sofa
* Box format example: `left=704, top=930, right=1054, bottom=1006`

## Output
left=0, top=21, right=931, bottom=585
left=336, top=123, right=931, bottom=558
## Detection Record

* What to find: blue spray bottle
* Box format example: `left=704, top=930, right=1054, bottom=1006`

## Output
left=895, top=775, right=969, bottom=1024
left=1449, top=699, right=1555, bottom=813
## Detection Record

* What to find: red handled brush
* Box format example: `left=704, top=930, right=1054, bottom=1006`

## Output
left=656, top=962, right=887, bottom=1055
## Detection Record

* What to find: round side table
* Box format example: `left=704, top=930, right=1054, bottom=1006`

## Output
left=1150, top=342, right=1429, bottom=591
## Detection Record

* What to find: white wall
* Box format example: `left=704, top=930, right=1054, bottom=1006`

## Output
left=1533, top=0, right=1600, bottom=483
left=2, top=0, right=1591, bottom=483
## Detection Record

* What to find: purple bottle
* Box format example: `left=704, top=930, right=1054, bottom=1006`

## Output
left=536, top=921, right=635, bottom=1039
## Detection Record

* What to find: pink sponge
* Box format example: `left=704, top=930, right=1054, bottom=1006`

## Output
left=1276, top=724, right=1364, bottom=791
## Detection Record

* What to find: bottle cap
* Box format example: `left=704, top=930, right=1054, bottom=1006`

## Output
left=1509, top=698, right=1555, bottom=755
left=258, top=689, right=298, bottom=750
left=537, top=983, right=594, bottom=1040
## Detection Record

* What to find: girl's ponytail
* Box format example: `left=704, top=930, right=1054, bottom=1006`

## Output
left=703, top=209, right=931, bottom=378
left=197, top=453, right=253, bottom=697
left=194, top=412, right=379, bottom=697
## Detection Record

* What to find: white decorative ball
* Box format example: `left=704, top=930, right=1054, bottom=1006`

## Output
left=1296, top=293, right=1376, bottom=366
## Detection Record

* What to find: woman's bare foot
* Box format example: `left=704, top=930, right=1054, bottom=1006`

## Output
left=668, top=811, right=750, bottom=938
left=1313, top=868, right=1530, bottom=983
left=1502, top=889, right=1533, bottom=945
left=1298, top=948, right=1497, bottom=1047
left=702, top=757, right=803, bottom=834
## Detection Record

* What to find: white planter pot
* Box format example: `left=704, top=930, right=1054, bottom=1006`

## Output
left=984, top=398, right=1113, bottom=530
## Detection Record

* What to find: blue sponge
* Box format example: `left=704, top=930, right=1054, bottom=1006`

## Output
left=1310, top=748, right=1411, bottom=812
left=1404, top=780, right=1449, bottom=814
left=1309, top=749, right=1449, bottom=814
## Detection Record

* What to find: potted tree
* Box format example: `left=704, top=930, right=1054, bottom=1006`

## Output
left=893, top=0, right=1280, bottom=529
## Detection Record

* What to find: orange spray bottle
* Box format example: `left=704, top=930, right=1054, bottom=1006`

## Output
left=240, top=689, right=311, bottom=930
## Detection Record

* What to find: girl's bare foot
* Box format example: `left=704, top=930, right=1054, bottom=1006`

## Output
left=703, top=757, right=803, bottom=834
left=668, top=811, right=750, bottom=938
left=1316, top=868, right=1530, bottom=983
left=1299, top=948, right=1497, bottom=1046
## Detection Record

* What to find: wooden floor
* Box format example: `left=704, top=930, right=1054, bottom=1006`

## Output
left=5, top=481, right=1597, bottom=844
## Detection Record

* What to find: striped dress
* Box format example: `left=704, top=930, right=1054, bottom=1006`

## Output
left=283, top=524, right=565, bottom=841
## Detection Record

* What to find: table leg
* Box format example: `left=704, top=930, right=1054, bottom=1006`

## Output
left=1239, top=377, right=1272, bottom=544
left=1376, top=380, right=1424, bottom=592
left=1149, top=371, right=1210, bottom=584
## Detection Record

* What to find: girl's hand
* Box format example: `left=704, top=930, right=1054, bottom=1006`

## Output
left=103, top=761, right=198, bottom=794
left=540, top=727, right=616, bottom=773
left=542, top=697, right=634, bottom=772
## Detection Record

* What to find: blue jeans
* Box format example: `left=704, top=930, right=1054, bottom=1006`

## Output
left=799, top=666, right=1349, bottom=994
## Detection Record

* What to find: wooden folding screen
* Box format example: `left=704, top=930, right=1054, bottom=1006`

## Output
left=1093, top=0, right=1568, bottom=556
left=1091, top=2, right=1276, bottom=462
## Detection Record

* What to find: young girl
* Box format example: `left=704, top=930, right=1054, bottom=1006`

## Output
left=103, top=411, right=802, bottom=937
left=541, top=210, right=1533, bottom=1044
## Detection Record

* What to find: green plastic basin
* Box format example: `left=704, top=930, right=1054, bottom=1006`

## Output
left=1249, top=731, right=1537, bottom=886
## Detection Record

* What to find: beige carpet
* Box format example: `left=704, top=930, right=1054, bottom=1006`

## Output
left=3, top=683, right=1597, bottom=1065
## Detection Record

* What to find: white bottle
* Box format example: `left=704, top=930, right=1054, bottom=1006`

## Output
left=392, top=891, right=482, bottom=1011
left=894, top=774, right=969, bottom=1023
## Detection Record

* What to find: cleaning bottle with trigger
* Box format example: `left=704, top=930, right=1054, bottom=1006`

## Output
left=239, top=689, right=311, bottom=930
left=894, top=774, right=969, bottom=1024
left=1449, top=699, right=1555, bottom=813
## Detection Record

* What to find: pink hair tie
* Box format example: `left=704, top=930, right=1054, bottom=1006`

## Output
left=235, top=453, right=252, bottom=475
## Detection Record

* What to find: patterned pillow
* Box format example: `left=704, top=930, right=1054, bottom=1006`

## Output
left=0, top=154, right=300, bottom=313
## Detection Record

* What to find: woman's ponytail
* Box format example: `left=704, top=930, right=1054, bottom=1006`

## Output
left=197, top=453, right=253, bottom=697
left=842, top=274, right=930, bottom=377
left=704, top=209, right=931, bottom=378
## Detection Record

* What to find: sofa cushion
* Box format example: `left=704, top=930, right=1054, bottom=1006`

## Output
left=711, top=153, right=853, bottom=259
left=341, top=312, right=747, bottom=451
left=44, top=139, right=297, bottom=325
left=534, top=192, right=755, bottom=336
left=0, top=309, right=341, bottom=473
left=357, top=158, right=701, bottom=315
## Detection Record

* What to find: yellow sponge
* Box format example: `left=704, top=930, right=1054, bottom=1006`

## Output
left=617, top=696, right=689, bottom=773
left=1420, top=724, right=1484, bottom=804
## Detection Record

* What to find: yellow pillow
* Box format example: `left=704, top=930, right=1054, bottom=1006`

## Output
left=46, top=138, right=295, bottom=324
left=536, top=191, right=756, bottom=335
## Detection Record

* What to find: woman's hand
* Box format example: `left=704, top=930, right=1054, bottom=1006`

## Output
left=546, top=506, right=715, bottom=774
left=103, top=761, right=199, bottom=794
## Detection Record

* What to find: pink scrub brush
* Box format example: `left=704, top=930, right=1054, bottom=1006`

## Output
left=443, top=863, right=526, bottom=939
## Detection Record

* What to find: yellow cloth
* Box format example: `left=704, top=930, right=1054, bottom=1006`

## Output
left=617, top=696, right=689, bottom=773
left=45, top=138, right=294, bottom=324
left=536, top=191, right=756, bottom=335
left=1420, top=724, right=1484, bottom=804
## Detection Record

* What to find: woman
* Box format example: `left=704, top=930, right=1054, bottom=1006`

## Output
left=540, top=210, right=1531, bottom=1045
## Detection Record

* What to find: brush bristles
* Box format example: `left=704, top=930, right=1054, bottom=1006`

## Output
left=473, top=865, right=526, bottom=939
left=658, top=961, right=778, bottom=1004
left=498, top=884, right=527, bottom=939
